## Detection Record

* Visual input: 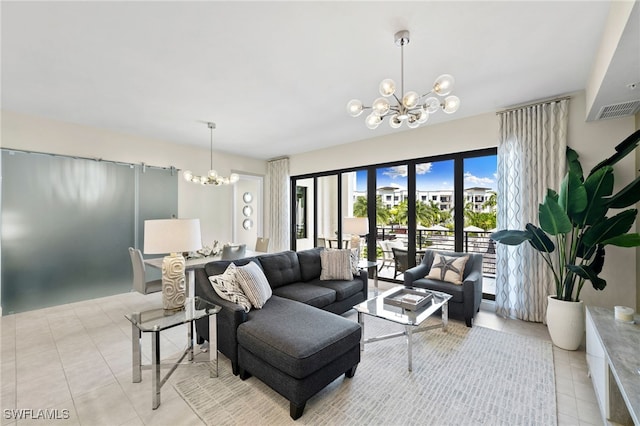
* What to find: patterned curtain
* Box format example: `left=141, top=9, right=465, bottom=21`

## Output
left=267, top=157, right=290, bottom=252
left=495, top=99, right=569, bottom=322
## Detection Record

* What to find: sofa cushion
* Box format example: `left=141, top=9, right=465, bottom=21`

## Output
left=306, top=277, right=363, bottom=302
left=320, top=249, right=353, bottom=281
left=237, top=296, right=361, bottom=379
left=208, top=263, right=252, bottom=312
left=411, top=277, right=465, bottom=303
left=204, top=257, right=260, bottom=277
left=236, top=261, right=272, bottom=309
left=272, top=283, right=336, bottom=308
left=257, top=251, right=302, bottom=288
left=296, top=247, right=324, bottom=282
left=426, top=253, right=469, bottom=285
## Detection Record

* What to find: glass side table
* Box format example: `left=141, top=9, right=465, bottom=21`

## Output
left=125, top=296, right=221, bottom=409
left=357, top=259, right=382, bottom=295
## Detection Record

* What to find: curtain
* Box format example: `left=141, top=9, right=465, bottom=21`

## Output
left=267, top=157, right=290, bottom=252
left=495, top=99, right=569, bottom=322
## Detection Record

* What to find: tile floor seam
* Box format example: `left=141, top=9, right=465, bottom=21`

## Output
left=46, top=310, right=81, bottom=424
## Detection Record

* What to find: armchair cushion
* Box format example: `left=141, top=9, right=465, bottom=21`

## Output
left=426, top=252, right=469, bottom=285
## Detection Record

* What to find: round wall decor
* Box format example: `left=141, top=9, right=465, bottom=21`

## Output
left=243, top=192, right=253, bottom=203
left=242, top=205, right=253, bottom=217
left=242, top=218, right=253, bottom=230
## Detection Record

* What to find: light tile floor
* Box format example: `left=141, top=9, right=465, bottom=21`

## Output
left=1, top=281, right=605, bottom=425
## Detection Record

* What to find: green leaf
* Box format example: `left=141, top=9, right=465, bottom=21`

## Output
left=546, top=188, right=559, bottom=202
left=490, top=229, right=532, bottom=245
left=575, top=166, right=614, bottom=226
left=539, top=195, right=572, bottom=235
left=590, top=129, right=640, bottom=175
left=606, top=175, right=640, bottom=208
left=525, top=223, right=555, bottom=253
left=566, top=147, right=584, bottom=182
left=590, top=246, right=605, bottom=275
left=582, top=209, right=637, bottom=247
left=601, top=233, right=640, bottom=247
left=558, top=171, right=587, bottom=220
left=567, top=264, right=607, bottom=291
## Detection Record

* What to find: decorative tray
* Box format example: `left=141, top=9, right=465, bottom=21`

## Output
left=384, top=287, right=433, bottom=311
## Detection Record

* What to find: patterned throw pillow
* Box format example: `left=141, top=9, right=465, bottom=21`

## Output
left=350, top=248, right=360, bottom=276
left=235, top=261, right=272, bottom=309
left=208, top=263, right=252, bottom=312
left=426, top=253, right=469, bottom=285
left=320, top=249, right=353, bottom=281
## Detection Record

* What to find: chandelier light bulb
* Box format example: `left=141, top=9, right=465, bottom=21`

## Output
left=402, top=91, right=420, bottom=109
left=372, top=97, right=390, bottom=116
left=389, top=114, right=402, bottom=128
left=183, top=170, right=193, bottom=181
left=433, top=74, right=455, bottom=96
left=208, top=169, right=218, bottom=178
left=365, top=113, right=382, bottom=129
left=379, top=79, right=396, bottom=97
left=347, top=99, right=364, bottom=117
left=407, top=116, right=420, bottom=129
left=443, top=95, right=460, bottom=114
left=423, top=97, right=441, bottom=114
left=417, top=110, right=429, bottom=123
left=230, top=173, right=240, bottom=183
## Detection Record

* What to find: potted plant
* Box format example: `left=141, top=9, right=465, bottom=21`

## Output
left=491, top=129, right=640, bottom=350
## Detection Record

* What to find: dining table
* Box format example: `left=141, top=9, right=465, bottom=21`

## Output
left=144, top=250, right=264, bottom=299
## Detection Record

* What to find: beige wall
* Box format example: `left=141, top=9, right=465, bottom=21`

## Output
left=1, top=110, right=267, bottom=245
left=290, top=91, right=637, bottom=310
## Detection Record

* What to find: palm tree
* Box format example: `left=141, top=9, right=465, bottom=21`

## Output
left=352, top=195, right=391, bottom=225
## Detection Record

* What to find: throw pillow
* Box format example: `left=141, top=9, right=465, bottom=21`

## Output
left=235, top=261, right=272, bottom=309
left=320, top=249, right=353, bottom=281
left=208, top=263, right=252, bottom=312
left=426, top=253, right=469, bottom=285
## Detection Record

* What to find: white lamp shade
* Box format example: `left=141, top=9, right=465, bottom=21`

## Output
left=144, top=219, right=202, bottom=254
left=343, top=217, right=369, bottom=236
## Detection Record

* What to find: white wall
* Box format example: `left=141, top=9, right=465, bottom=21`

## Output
left=289, top=91, right=638, bottom=311
left=1, top=110, right=267, bottom=245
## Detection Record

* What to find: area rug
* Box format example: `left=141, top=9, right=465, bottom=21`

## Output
left=174, top=315, right=556, bottom=425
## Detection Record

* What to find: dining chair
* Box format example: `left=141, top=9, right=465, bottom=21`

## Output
left=391, top=247, right=409, bottom=279
left=221, top=244, right=247, bottom=260
left=317, top=237, right=327, bottom=248
left=128, top=247, right=162, bottom=294
left=255, top=237, right=270, bottom=253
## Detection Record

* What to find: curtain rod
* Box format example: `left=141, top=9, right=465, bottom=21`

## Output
left=1, top=147, right=176, bottom=172
left=495, top=95, right=571, bottom=116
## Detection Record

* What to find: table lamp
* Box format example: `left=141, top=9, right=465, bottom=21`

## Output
left=343, top=217, right=369, bottom=257
left=144, top=218, right=202, bottom=311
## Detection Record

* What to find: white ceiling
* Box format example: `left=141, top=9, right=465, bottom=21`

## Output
left=1, top=1, right=634, bottom=160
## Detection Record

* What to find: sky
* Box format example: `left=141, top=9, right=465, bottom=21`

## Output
left=355, top=155, right=497, bottom=192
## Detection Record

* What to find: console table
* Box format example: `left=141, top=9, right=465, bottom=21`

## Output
left=585, top=306, right=639, bottom=425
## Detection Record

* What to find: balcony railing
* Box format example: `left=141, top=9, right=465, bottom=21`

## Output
left=375, top=227, right=496, bottom=278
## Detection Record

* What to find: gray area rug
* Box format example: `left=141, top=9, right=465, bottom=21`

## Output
left=174, top=314, right=556, bottom=425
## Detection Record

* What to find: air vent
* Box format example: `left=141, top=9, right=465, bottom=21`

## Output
left=596, top=100, right=640, bottom=120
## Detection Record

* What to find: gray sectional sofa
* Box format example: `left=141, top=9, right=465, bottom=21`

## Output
left=194, top=247, right=367, bottom=419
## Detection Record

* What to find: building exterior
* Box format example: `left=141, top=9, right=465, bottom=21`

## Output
left=354, top=187, right=495, bottom=212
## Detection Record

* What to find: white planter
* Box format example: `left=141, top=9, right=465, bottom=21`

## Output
left=546, top=295, right=585, bottom=351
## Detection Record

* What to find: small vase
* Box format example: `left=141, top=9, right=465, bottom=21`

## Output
left=546, top=295, right=585, bottom=351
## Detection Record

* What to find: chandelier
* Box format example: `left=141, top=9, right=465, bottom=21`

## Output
left=183, top=122, right=239, bottom=185
left=347, top=30, right=460, bottom=129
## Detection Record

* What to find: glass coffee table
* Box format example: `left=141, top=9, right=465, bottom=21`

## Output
left=125, top=296, right=220, bottom=409
left=354, top=286, right=452, bottom=372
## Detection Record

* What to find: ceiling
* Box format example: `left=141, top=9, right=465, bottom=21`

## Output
left=1, top=1, right=637, bottom=160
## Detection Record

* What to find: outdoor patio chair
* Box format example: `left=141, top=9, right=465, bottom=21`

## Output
left=391, top=247, right=409, bottom=279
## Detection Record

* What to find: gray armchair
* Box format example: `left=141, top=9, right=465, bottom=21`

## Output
left=404, top=249, right=483, bottom=327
